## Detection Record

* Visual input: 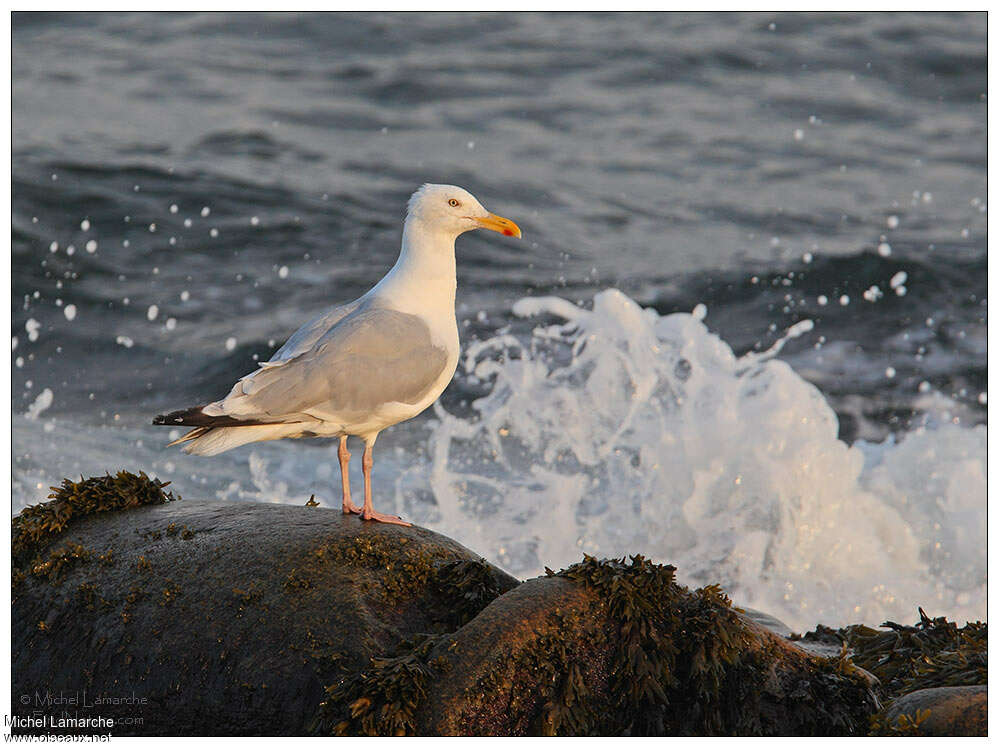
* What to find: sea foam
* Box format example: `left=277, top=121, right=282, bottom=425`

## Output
left=392, top=289, right=985, bottom=631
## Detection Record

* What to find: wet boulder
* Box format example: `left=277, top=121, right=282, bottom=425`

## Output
left=317, top=556, right=880, bottom=736
left=14, top=472, right=881, bottom=737
left=878, top=686, right=987, bottom=736
left=12, top=473, right=517, bottom=736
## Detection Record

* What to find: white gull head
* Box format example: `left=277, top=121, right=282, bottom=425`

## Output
left=405, top=183, right=522, bottom=241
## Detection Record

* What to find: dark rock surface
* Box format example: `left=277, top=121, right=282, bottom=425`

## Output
left=12, top=499, right=517, bottom=735
left=880, top=686, right=987, bottom=736
left=738, top=607, right=794, bottom=638
left=12, top=474, right=886, bottom=737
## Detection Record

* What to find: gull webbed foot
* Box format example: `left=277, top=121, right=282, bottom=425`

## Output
left=359, top=509, right=411, bottom=526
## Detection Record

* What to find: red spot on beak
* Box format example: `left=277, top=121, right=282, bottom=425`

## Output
left=503, top=229, right=514, bottom=236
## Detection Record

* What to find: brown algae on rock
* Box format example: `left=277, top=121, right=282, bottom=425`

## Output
left=796, top=608, right=987, bottom=735
left=12, top=471, right=179, bottom=592
left=797, top=608, right=986, bottom=699
left=316, top=554, right=878, bottom=736
left=310, top=554, right=522, bottom=736
left=27, top=542, right=93, bottom=586
left=13, top=470, right=179, bottom=571
left=432, top=558, right=513, bottom=629
left=314, top=633, right=451, bottom=736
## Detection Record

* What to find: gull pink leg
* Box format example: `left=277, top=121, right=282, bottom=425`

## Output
left=339, top=436, right=361, bottom=515
left=360, top=440, right=410, bottom=526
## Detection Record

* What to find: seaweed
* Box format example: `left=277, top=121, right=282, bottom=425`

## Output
left=464, top=555, right=874, bottom=736
left=160, top=580, right=182, bottom=606
left=13, top=471, right=179, bottom=566
left=797, top=608, right=987, bottom=736
left=312, top=633, right=449, bottom=736
left=77, top=582, right=101, bottom=609
left=318, top=535, right=446, bottom=598
left=469, top=611, right=608, bottom=736
left=553, top=555, right=683, bottom=734
left=431, top=558, right=510, bottom=628
left=546, top=555, right=765, bottom=735
left=28, top=542, right=92, bottom=585
left=799, top=608, right=987, bottom=700
left=314, top=554, right=875, bottom=736
left=869, top=708, right=931, bottom=736
left=309, top=556, right=515, bottom=736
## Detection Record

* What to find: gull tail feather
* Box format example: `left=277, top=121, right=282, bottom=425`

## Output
left=166, top=427, right=210, bottom=447
left=179, top=424, right=306, bottom=456
left=153, top=405, right=303, bottom=456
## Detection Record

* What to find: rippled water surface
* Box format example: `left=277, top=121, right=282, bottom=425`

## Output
left=12, top=13, right=987, bottom=629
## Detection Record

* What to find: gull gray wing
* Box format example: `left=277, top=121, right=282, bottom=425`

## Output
left=264, top=299, right=364, bottom=366
left=214, top=308, right=450, bottom=422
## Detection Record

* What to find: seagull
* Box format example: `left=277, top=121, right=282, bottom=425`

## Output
left=153, top=184, right=521, bottom=525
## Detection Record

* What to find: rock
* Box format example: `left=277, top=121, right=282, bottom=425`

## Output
left=317, top=556, right=879, bottom=736
left=737, top=607, right=793, bottom=638
left=13, top=472, right=880, bottom=736
left=12, top=491, right=517, bottom=736
left=878, top=686, right=987, bottom=736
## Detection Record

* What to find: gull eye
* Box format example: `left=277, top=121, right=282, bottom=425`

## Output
left=448, top=198, right=460, bottom=207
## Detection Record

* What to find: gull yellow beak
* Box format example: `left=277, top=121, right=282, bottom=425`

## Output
left=473, top=212, right=522, bottom=238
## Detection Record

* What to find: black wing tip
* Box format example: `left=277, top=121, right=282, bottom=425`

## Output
left=152, top=406, right=267, bottom=428
left=152, top=406, right=206, bottom=427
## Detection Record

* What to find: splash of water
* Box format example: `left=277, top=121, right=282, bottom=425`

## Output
left=391, top=289, right=985, bottom=630
left=12, top=287, right=984, bottom=631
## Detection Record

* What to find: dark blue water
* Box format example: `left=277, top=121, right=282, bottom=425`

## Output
left=11, top=12, right=987, bottom=627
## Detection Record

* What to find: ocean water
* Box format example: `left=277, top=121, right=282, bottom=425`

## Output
left=12, top=12, right=986, bottom=631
